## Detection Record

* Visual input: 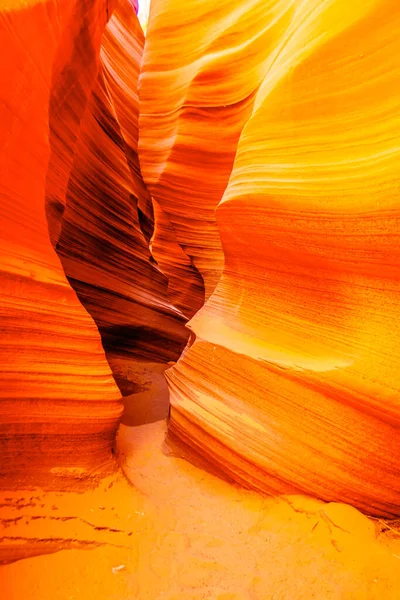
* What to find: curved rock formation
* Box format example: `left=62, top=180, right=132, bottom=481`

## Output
left=56, top=0, right=191, bottom=399
left=0, top=0, right=122, bottom=489
left=2, top=0, right=399, bottom=522
left=161, top=0, right=400, bottom=517
left=45, top=0, right=116, bottom=246
left=139, top=0, right=262, bottom=299
left=100, top=0, right=153, bottom=241
left=151, top=198, right=205, bottom=320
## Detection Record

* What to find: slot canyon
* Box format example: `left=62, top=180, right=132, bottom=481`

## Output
left=1, top=0, right=400, bottom=597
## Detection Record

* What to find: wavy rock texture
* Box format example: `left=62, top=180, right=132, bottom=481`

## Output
left=139, top=0, right=262, bottom=299
left=100, top=0, right=153, bottom=242
left=2, top=0, right=399, bottom=528
left=151, top=198, right=205, bottom=320
left=45, top=0, right=117, bottom=246
left=158, top=0, right=400, bottom=517
left=56, top=0, right=190, bottom=385
left=0, top=0, right=122, bottom=489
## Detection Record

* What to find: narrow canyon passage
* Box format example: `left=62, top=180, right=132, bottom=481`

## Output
left=1, top=0, right=400, bottom=598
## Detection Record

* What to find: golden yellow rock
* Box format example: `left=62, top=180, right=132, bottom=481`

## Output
left=161, top=0, right=400, bottom=517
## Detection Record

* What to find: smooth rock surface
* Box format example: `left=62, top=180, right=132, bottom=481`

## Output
left=159, top=0, right=400, bottom=517
left=0, top=0, right=122, bottom=489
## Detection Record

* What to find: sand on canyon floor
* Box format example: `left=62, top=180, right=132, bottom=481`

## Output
left=1, top=416, right=400, bottom=599
left=1, top=365, right=400, bottom=599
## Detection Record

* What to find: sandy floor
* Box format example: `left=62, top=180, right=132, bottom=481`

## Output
left=1, top=411, right=400, bottom=599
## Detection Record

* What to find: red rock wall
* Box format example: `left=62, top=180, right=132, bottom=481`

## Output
left=56, top=0, right=190, bottom=378
left=100, top=0, right=153, bottom=241
left=142, top=0, right=400, bottom=517
left=0, top=0, right=122, bottom=489
left=45, top=0, right=116, bottom=246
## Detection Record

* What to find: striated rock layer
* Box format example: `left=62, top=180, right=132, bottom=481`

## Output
left=151, top=198, right=205, bottom=320
left=2, top=0, right=400, bottom=522
left=139, top=0, right=262, bottom=299
left=56, top=0, right=190, bottom=380
left=0, top=0, right=122, bottom=489
left=45, top=0, right=117, bottom=247
left=157, top=0, right=400, bottom=517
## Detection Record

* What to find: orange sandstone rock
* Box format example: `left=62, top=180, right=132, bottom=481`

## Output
left=45, top=0, right=117, bottom=246
left=151, top=198, right=204, bottom=320
left=56, top=0, right=190, bottom=380
left=138, top=0, right=266, bottom=299
left=163, top=0, right=400, bottom=517
left=2, top=0, right=399, bottom=526
left=0, top=0, right=121, bottom=489
left=100, top=0, right=153, bottom=240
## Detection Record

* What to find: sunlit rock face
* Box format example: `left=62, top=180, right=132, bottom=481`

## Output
left=56, top=0, right=190, bottom=379
left=158, top=0, right=400, bottom=517
left=139, top=0, right=261, bottom=299
left=0, top=0, right=122, bottom=489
